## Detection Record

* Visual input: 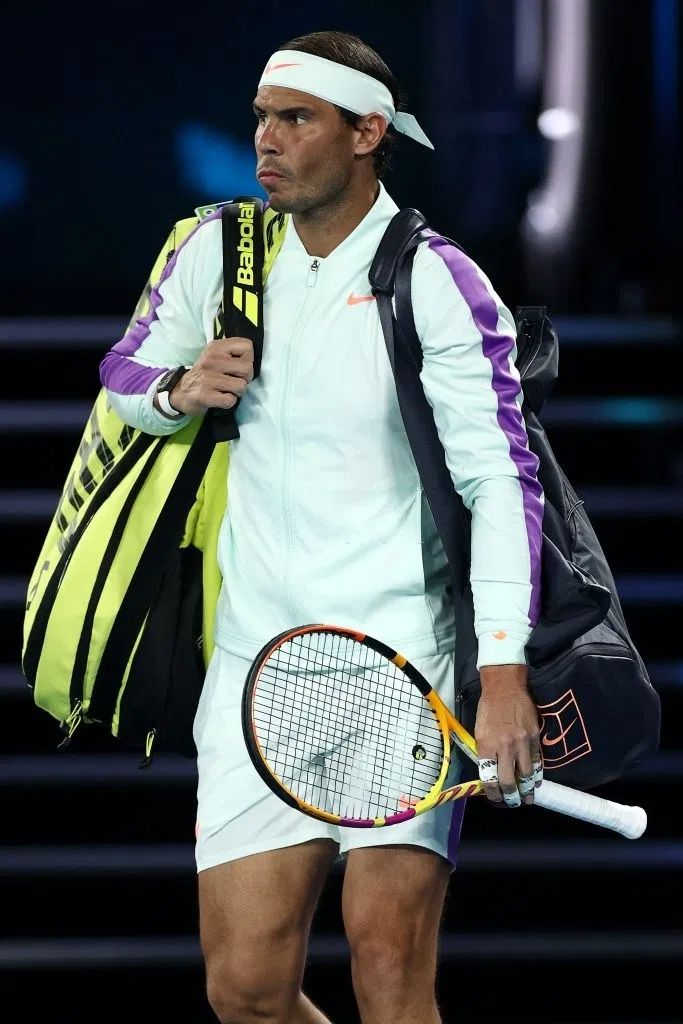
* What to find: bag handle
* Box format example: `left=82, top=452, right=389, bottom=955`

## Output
left=212, top=197, right=266, bottom=442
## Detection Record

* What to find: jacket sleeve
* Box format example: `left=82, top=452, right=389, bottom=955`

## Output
left=99, top=211, right=221, bottom=436
left=412, top=236, right=544, bottom=669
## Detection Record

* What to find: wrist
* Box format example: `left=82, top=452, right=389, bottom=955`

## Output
left=154, top=367, right=188, bottom=419
left=479, top=664, right=528, bottom=691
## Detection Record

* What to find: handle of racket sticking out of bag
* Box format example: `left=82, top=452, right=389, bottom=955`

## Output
left=212, top=197, right=265, bottom=443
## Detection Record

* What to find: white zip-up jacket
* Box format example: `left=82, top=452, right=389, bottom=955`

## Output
left=100, top=184, right=543, bottom=668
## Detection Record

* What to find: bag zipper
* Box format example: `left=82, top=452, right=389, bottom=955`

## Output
left=56, top=699, right=83, bottom=750
left=139, top=728, right=157, bottom=769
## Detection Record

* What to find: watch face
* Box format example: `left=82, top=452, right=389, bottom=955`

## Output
left=158, top=367, right=185, bottom=392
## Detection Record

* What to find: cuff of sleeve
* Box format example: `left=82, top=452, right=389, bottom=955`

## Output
left=476, top=632, right=529, bottom=669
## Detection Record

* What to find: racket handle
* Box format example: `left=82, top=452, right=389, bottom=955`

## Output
left=535, top=780, right=647, bottom=839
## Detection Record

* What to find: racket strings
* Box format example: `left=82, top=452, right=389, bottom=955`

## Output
left=251, top=632, right=445, bottom=821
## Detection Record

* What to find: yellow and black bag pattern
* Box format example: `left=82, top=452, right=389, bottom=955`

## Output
left=22, top=199, right=287, bottom=760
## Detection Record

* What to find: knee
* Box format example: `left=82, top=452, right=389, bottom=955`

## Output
left=346, top=922, right=425, bottom=1005
left=204, top=941, right=300, bottom=1024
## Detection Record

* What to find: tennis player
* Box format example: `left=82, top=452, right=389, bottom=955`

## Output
left=100, top=30, right=544, bottom=1024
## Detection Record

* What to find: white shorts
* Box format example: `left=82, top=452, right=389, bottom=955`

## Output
left=193, top=643, right=466, bottom=874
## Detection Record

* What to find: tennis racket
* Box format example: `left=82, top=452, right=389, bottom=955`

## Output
left=241, top=624, right=647, bottom=839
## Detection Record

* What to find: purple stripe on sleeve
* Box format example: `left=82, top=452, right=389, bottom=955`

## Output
left=100, top=207, right=222, bottom=396
left=99, top=353, right=171, bottom=396
left=427, top=235, right=544, bottom=625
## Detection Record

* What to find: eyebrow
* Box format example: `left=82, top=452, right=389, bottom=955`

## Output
left=252, top=102, right=317, bottom=118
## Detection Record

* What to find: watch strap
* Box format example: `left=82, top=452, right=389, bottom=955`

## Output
left=155, top=366, right=188, bottom=419
left=156, top=388, right=184, bottom=418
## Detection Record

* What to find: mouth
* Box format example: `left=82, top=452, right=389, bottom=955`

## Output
left=257, top=169, right=286, bottom=183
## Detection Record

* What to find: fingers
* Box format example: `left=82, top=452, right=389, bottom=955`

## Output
left=477, top=757, right=505, bottom=806
left=202, top=337, right=254, bottom=383
left=478, top=751, right=544, bottom=809
left=533, top=748, right=544, bottom=788
left=205, top=375, right=247, bottom=409
left=171, top=365, right=250, bottom=414
left=212, top=336, right=253, bottom=357
left=478, top=750, right=524, bottom=807
left=515, top=740, right=544, bottom=806
left=517, top=771, right=536, bottom=800
left=212, top=336, right=254, bottom=375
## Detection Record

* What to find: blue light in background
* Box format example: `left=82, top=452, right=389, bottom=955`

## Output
left=608, top=397, right=679, bottom=425
left=0, top=153, right=27, bottom=210
left=652, top=0, right=679, bottom=239
left=653, top=0, right=678, bottom=137
left=175, top=123, right=265, bottom=200
left=542, top=397, right=683, bottom=426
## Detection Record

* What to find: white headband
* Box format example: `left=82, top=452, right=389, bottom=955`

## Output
left=258, top=49, right=434, bottom=150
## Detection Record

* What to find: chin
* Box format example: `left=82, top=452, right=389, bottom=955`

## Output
left=265, top=189, right=299, bottom=214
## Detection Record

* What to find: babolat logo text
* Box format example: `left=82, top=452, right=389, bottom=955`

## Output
left=237, top=202, right=255, bottom=285
left=232, top=200, right=259, bottom=327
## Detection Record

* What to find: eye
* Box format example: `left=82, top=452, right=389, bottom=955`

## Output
left=290, top=114, right=307, bottom=125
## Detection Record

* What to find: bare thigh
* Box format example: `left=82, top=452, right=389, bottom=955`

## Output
left=198, top=839, right=337, bottom=1021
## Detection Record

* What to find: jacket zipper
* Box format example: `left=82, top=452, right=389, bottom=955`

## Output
left=307, top=258, right=320, bottom=287
left=280, top=258, right=320, bottom=607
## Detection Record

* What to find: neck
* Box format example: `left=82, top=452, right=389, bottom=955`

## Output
left=293, top=179, right=380, bottom=258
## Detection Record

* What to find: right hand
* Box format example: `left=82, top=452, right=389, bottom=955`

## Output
left=168, top=337, right=254, bottom=416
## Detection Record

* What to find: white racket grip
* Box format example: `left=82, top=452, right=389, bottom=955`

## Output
left=534, top=780, right=647, bottom=839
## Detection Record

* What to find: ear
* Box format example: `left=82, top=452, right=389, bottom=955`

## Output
left=353, top=112, right=388, bottom=158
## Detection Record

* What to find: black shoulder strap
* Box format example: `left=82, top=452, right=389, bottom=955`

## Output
left=370, top=210, right=471, bottom=593
left=371, top=209, right=478, bottom=679
left=369, top=208, right=428, bottom=294
left=369, top=208, right=427, bottom=377
left=212, top=196, right=265, bottom=442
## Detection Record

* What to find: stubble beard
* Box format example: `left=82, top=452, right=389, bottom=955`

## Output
left=267, top=164, right=352, bottom=222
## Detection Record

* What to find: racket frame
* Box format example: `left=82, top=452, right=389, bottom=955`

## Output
left=242, top=624, right=480, bottom=827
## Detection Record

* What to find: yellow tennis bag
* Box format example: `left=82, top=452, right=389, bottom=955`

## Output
left=22, top=199, right=287, bottom=762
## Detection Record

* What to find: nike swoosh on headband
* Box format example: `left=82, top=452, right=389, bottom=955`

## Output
left=264, top=62, right=301, bottom=74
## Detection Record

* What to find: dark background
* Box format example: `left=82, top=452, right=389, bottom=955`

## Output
left=0, top=0, right=679, bottom=318
left=1, top=2, right=682, bottom=1022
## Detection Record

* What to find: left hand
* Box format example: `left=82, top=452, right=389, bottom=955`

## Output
left=474, top=664, right=542, bottom=808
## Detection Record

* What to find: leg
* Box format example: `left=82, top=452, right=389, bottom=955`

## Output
left=342, top=845, right=451, bottom=1024
left=194, top=644, right=342, bottom=1021
left=199, top=838, right=338, bottom=1024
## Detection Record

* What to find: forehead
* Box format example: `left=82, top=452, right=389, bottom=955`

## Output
left=253, top=85, right=335, bottom=115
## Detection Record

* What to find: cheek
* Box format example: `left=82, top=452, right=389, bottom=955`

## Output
left=299, top=139, right=348, bottom=181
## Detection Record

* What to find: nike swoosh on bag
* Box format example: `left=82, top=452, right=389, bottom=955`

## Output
left=347, top=294, right=376, bottom=305
left=542, top=718, right=578, bottom=746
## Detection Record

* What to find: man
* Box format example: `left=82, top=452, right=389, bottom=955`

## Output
left=100, top=30, right=544, bottom=1024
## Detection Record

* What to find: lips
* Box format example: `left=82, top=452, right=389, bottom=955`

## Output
left=257, top=169, right=285, bottom=181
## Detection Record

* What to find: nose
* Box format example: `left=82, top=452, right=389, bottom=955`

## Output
left=256, top=119, right=283, bottom=156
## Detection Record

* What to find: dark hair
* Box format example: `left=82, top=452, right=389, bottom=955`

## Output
left=279, top=30, right=406, bottom=178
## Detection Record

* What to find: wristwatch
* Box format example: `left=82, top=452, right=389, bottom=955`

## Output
left=155, top=366, right=188, bottom=419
